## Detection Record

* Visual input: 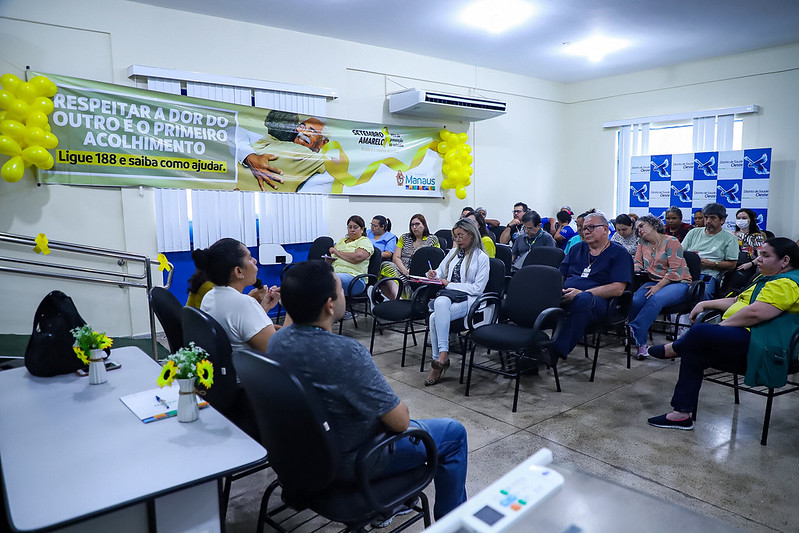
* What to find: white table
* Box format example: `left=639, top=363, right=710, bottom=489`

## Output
left=0, top=346, right=267, bottom=532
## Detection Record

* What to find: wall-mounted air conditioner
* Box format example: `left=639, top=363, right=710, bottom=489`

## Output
left=388, top=89, right=507, bottom=121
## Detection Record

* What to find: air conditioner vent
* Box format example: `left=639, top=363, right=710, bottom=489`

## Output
left=388, top=89, right=506, bottom=121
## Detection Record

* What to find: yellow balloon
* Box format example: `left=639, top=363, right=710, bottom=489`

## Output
left=25, top=110, right=48, bottom=129
left=0, top=111, right=6, bottom=123
left=436, top=142, right=448, bottom=155
left=449, top=160, right=463, bottom=171
left=455, top=187, right=467, bottom=200
left=441, top=179, right=453, bottom=189
left=444, top=150, right=457, bottom=163
left=30, top=97, right=54, bottom=115
left=0, top=74, right=22, bottom=93
left=465, top=177, right=472, bottom=186
left=0, top=134, right=22, bottom=156
left=442, top=163, right=451, bottom=175
left=457, top=133, right=468, bottom=144
left=42, top=132, right=59, bottom=149
left=0, top=90, right=15, bottom=110
left=29, top=76, right=57, bottom=97
left=465, top=165, right=474, bottom=176
left=463, top=144, right=472, bottom=154
left=439, top=129, right=451, bottom=141
left=8, top=99, right=30, bottom=120
left=0, top=119, right=26, bottom=141
left=24, top=126, right=46, bottom=146
left=21, top=145, right=49, bottom=165
left=448, top=169, right=462, bottom=182
left=43, top=123, right=51, bottom=132
left=15, top=82, right=37, bottom=103
left=1, top=155, right=25, bottom=182
left=36, top=151, right=55, bottom=170
left=465, top=154, right=473, bottom=165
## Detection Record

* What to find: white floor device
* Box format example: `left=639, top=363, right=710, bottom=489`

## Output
left=425, top=448, right=564, bottom=533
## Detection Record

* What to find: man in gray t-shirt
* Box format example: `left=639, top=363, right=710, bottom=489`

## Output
left=269, top=260, right=468, bottom=520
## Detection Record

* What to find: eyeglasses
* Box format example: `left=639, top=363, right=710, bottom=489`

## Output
left=410, top=222, right=423, bottom=227
left=583, top=224, right=607, bottom=233
left=452, top=232, right=469, bottom=240
left=513, top=209, right=524, bottom=214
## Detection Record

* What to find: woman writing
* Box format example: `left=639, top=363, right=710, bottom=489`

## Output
left=367, top=215, right=397, bottom=261
left=380, top=214, right=440, bottom=299
left=630, top=215, right=692, bottom=359
left=647, top=238, right=799, bottom=430
left=424, top=219, right=490, bottom=386
left=329, top=215, right=374, bottom=296
left=194, top=238, right=286, bottom=352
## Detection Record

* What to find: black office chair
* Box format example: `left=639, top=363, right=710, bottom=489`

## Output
left=150, top=287, right=184, bottom=355
left=693, top=310, right=799, bottom=446
left=465, top=265, right=566, bottom=412
left=434, top=229, right=452, bottom=251
left=370, top=247, right=446, bottom=366
left=522, top=246, right=565, bottom=269
left=234, top=348, right=437, bottom=533
left=494, top=244, right=513, bottom=276
left=490, top=225, right=506, bottom=243
left=307, top=236, right=334, bottom=260
left=338, top=247, right=383, bottom=334
left=181, top=307, right=267, bottom=515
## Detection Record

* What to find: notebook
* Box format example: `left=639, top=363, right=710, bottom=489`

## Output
left=120, top=387, right=209, bottom=423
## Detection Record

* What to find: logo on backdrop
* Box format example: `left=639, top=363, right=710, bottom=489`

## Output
left=694, top=155, right=717, bottom=177
left=716, top=182, right=741, bottom=204
left=744, top=152, right=769, bottom=175
left=671, top=182, right=691, bottom=203
left=650, top=157, right=671, bottom=179
left=630, top=183, right=649, bottom=203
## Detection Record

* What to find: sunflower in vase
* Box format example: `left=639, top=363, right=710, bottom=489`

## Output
left=71, top=324, right=113, bottom=364
left=157, top=342, right=214, bottom=389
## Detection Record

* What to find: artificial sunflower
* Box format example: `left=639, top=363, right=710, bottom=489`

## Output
left=98, top=335, right=113, bottom=350
left=196, top=359, right=214, bottom=388
left=157, top=360, right=178, bottom=388
left=73, top=346, right=89, bottom=365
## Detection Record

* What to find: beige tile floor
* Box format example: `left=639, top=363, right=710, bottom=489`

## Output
left=224, top=317, right=799, bottom=532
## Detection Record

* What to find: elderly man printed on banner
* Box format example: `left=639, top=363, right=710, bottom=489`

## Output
left=554, top=212, right=633, bottom=358
left=231, top=110, right=332, bottom=191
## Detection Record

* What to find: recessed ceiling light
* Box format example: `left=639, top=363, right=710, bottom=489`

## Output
left=563, top=35, right=628, bottom=62
left=459, top=0, right=535, bottom=34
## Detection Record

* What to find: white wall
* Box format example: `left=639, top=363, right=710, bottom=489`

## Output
left=1, top=0, right=797, bottom=337
left=0, top=0, right=565, bottom=335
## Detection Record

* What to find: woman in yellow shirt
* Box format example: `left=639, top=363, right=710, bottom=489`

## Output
left=647, top=237, right=799, bottom=430
left=329, top=215, right=374, bottom=296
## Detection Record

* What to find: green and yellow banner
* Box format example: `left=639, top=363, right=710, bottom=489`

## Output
left=38, top=72, right=444, bottom=197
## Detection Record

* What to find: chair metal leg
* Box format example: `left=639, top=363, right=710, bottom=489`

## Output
left=369, top=319, right=378, bottom=355
left=420, top=492, right=432, bottom=528
left=401, top=321, right=410, bottom=367
left=761, top=390, right=775, bottom=446
left=512, top=354, right=521, bottom=412
left=258, top=479, right=282, bottom=533
left=465, top=344, right=477, bottom=396
left=550, top=350, right=562, bottom=392
left=589, top=333, right=601, bottom=382
left=732, top=373, right=740, bottom=404
left=420, top=318, right=430, bottom=372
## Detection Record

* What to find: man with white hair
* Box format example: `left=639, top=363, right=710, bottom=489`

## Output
left=555, top=212, right=633, bottom=358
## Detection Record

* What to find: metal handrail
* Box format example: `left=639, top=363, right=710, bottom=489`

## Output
left=0, top=232, right=174, bottom=360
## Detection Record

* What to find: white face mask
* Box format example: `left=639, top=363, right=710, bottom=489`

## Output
left=735, top=218, right=749, bottom=229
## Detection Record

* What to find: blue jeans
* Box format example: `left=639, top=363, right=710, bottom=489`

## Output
left=429, top=296, right=470, bottom=357
left=629, top=282, right=690, bottom=346
left=336, top=272, right=365, bottom=296
left=670, top=323, right=750, bottom=412
left=703, top=275, right=719, bottom=300
left=379, top=418, right=468, bottom=520
left=554, top=291, right=609, bottom=357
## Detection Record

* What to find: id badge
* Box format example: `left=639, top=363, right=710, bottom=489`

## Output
left=581, top=266, right=591, bottom=278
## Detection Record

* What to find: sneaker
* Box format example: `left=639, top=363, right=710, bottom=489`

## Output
left=342, top=311, right=358, bottom=320
left=370, top=498, right=418, bottom=528
left=636, top=345, right=649, bottom=360
left=647, top=413, right=694, bottom=430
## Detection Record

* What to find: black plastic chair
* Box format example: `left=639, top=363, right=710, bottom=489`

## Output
left=494, top=244, right=513, bottom=276
left=693, top=310, right=799, bottom=446
left=490, top=225, right=506, bottom=243
left=369, top=247, right=446, bottom=366
left=339, top=247, right=383, bottom=334
left=308, top=236, right=334, bottom=260
left=150, top=287, right=184, bottom=355
left=465, top=265, right=566, bottom=412
left=434, top=229, right=452, bottom=251
left=181, top=307, right=267, bottom=515
left=234, top=348, right=437, bottom=533
left=522, top=246, right=565, bottom=269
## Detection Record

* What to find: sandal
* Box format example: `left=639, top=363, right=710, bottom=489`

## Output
left=424, top=359, right=450, bottom=386
left=648, top=345, right=679, bottom=360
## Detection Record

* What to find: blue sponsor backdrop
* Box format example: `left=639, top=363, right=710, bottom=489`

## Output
left=629, top=148, right=771, bottom=230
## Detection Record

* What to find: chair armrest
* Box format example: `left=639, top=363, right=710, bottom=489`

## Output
left=696, top=309, right=723, bottom=324
left=373, top=276, right=405, bottom=305
left=532, top=307, right=566, bottom=345
left=688, top=279, right=705, bottom=303
left=607, top=290, right=633, bottom=324
left=346, top=272, right=378, bottom=297
left=353, top=428, right=438, bottom=514
left=466, top=293, right=501, bottom=330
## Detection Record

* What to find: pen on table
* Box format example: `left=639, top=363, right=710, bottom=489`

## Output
left=155, top=395, right=169, bottom=409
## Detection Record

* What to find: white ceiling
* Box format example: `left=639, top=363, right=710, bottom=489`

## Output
left=130, top=0, right=799, bottom=83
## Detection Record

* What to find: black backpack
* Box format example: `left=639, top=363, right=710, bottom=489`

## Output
left=24, top=290, right=92, bottom=377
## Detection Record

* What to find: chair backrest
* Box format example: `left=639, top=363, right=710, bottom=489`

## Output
left=523, top=246, right=565, bottom=269
left=683, top=250, right=702, bottom=281
left=485, top=258, right=506, bottom=296
left=409, top=246, right=446, bottom=276
left=181, top=307, right=239, bottom=414
left=505, top=266, right=563, bottom=327
left=150, top=287, right=184, bottom=354
left=367, top=247, right=383, bottom=279
left=494, top=244, right=513, bottom=276
left=490, top=225, right=506, bottom=243
left=234, top=348, right=339, bottom=493
left=434, top=229, right=452, bottom=251
left=308, top=236, right=334, bottom=260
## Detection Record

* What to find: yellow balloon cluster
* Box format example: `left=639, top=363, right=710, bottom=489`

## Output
left=436, top=129, right=473, bottom=200
left=0, top=74, right=59, bottom=183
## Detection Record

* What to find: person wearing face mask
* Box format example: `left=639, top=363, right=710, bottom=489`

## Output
left=680, top=203, right=739, bottom=299
left=646, top=238, right=799, bottom=430
left=734, top=208, right=767, bottom=270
